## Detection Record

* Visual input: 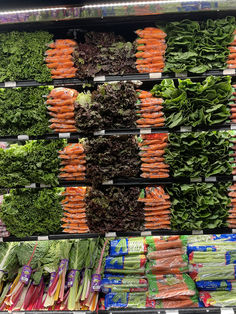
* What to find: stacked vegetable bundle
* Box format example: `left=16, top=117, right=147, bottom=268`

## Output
left=230, top=84, right=236, bottom=123
left=136, top=90, right=165, bottom=128
left=45, top=39, right=78, bottom=79
left=0, top=31, right=52, bottom=82
left=135, top=28, right=166, bottom=73
left=146, top=236, right=198, bottom=308
left=85, top=186, right=144, bottom=233
left=59, top=143, right=86, bottom=181
left=104, top=237, right=148, bottom=309
left=73, top=32, right=136, bottom=79
left=0, top=86, right=51, bottom=136
left=138, top=186, right=171, bottom=230
left=188, top=234, right=236, bottom=307
left=61, top=187, right=89, bottom=234
left=75, top=82, right=138, bottom=132
left=227, top=30, right=236, bottom=69
left=0, top=239, right=108, bottom=312
left=227, top=182, right=236, bottom=228
left=151, top=76, right=232, bottom=128
left=139, top=133, right=169, bottom=179
left=0, top=139, right=64, bottom=188
left=164, top=17, right=235, bottom=74
left=47, top=87, right=78, bottom=133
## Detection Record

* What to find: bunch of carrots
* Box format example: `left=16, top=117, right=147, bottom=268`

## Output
left=227, top=30, right=236, bottom=69
left=61, top=187, right=89, bottom=234
left=138, top=186, right=171, bottom=230
left=136, top=90, right=165, bottom=128
left=230, top=85, right=236, bottom=124
left=45, top=39, right=78, bottom=79
left=59, top=143, right=86, bottom=181
left=47, top=87, right=78, bottom=133
left=139, top=133, right=169, bottom=179
left=135, top=27, right=166, bottom=73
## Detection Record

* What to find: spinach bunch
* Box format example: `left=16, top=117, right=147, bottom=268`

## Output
left=164, top=17, right=235, bottom=73
left=0, top=139, right=65, bottom=187
left=86, top=186, right=144, bottom=233
left=167, top=183, right=230, bottom=230
left=0, top=31, right=52, bottom=82
left=151, top=76, right=232, bottom=128
left=165, top=131, right=232, bottom=178
left=0, top=86, right=52, bottom=136
left=0, top=188, right=63, bottom=237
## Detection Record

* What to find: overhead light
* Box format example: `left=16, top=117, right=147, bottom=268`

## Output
left=83, top=0, right=213, bottom=8
left=0, top=7, right=67, bottom=16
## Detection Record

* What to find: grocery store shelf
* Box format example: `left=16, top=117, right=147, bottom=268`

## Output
left=2, top=227, right=236, bottom=243
left=1, top=69, right=236, bottom=88
left=1, top=123, right=234, bottom=142
left=0, top=1, right=235, bottom=26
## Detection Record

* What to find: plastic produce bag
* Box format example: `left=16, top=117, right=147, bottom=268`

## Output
left=101, top=275, right=148, bottom=293
left=146, top=235, right=187, bottom=252
left=104, top=292, right=146, bottom=309
left=196, top=279, right=236, bottom=291
left=105, top=255, right=146, bottom=275
left=199, top=290, right=236, bottom=307
left=109, top=237, right=147, bottom=257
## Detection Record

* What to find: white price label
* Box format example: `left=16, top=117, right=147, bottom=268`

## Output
left=231, top=124, right=236, bottom=130
left=166, top=310, right=179, bottom=314
left=38, top=236, right=49, bottom=241
left=105, top=232, right=116, bottom=238
left=0, top=238, right=3, bottom=242
left=59, top=133, right=70, bottom=138
left=4, top=81, right=16, bottom=87
left=140, top=128, right=152, bottom=134
left=103, top=180, right=113, bottom=185
left=25, top=183, right=36, bottom=188
left=149, top=72, right=162, bottom=79
left=141, top=231, right=152, bottom=236
left=192, top=230, right=203, bottom=235
left=94, top=130, right=105, bottom=135
left=175, top=72, right=187, bottom=78
left=221, top=308, right=234, bottom=314
left=223, top=69, right=236, bottom=75
left=180, top=126, right=192, bottom=132
left=190, top=178, right=202, bottom=183
left=94, top=76, right=105, bottom=82
left=233, top=176, right=236, bottom=182
left=40, top=184, right=51, bottom=188
left=17, top=135, right=29, bottom=141
left=205, top=176, right=217, bottom=182
left=232, top=229, right=236, bottom=234
left=73, top=312, right=86, bottom=314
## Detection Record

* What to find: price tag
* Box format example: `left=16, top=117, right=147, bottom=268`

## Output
left=0, top=238, right=3, bottom=242
left=166, top=310, right=179, bottom=314
left=94, top=130, right=105, bottom=135
left=59, top=133, right=70, bottom=138
left=105, top=232, right=116, bottom=238
left=231, top=124, right=236, bottom=130
left=38, top=236, right=49, bottom=241
left=175, top=72, right=187, bottom=78
left=40, top=184, right=51, bottom=188
left=103, top=180, right=113, bottom=185
left=233, top=176, right=236, bottom=181
left=192, top=230, right=203, bottom=235
left=4, top=81, right=16, bottom=87
left=190, top=178, right=202, bottom=183
left=140, top=128, right=152, bottom=134
left=180, top=126, right=192, bottom=132
left=17, top=135, right=29, bottom=141
left=223, top=69, right=236, bottom=75
left=94, top=76, right=105, bottom=82
left=232, top=229, right=236, bottom=234
left=221, top=308, right=234, bottom=314
left=205, top=176, right=217, bottom=182
left=149, top=72, right=162, bottom=79
left=25, top=183, right=36, bottom=188
left=141, top=231, right=152, bottom=236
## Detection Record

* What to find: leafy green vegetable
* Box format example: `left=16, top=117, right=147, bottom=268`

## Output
left=0, top=243, right=18, bottom=283
left=167, top=183, right=230, bottom=230
left=163, top=17, right=235, bottom=73
left=0, top=139, right=65, bottom=187
left=165, top=131, right=232, bottom=178
left=0, top=31, right=52, bottom=82
left=151, top=76, right=232, bottom=128
left=0, top=188, right=63, bottom=237
left=0, top=86, right=52, bottom=136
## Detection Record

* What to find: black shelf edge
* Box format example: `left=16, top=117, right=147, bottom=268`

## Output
left=0, top=123, right=234, bottom=142
left=2, top=228, right=236, bottom=243
left=1, top=69, right=236, bottom=88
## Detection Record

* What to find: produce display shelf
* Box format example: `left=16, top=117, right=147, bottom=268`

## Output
left=1, top=123, right=234, bottom=142
left=1, top=69, right=236, bottom=88
left=2, top=227, right=236, bottom=243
